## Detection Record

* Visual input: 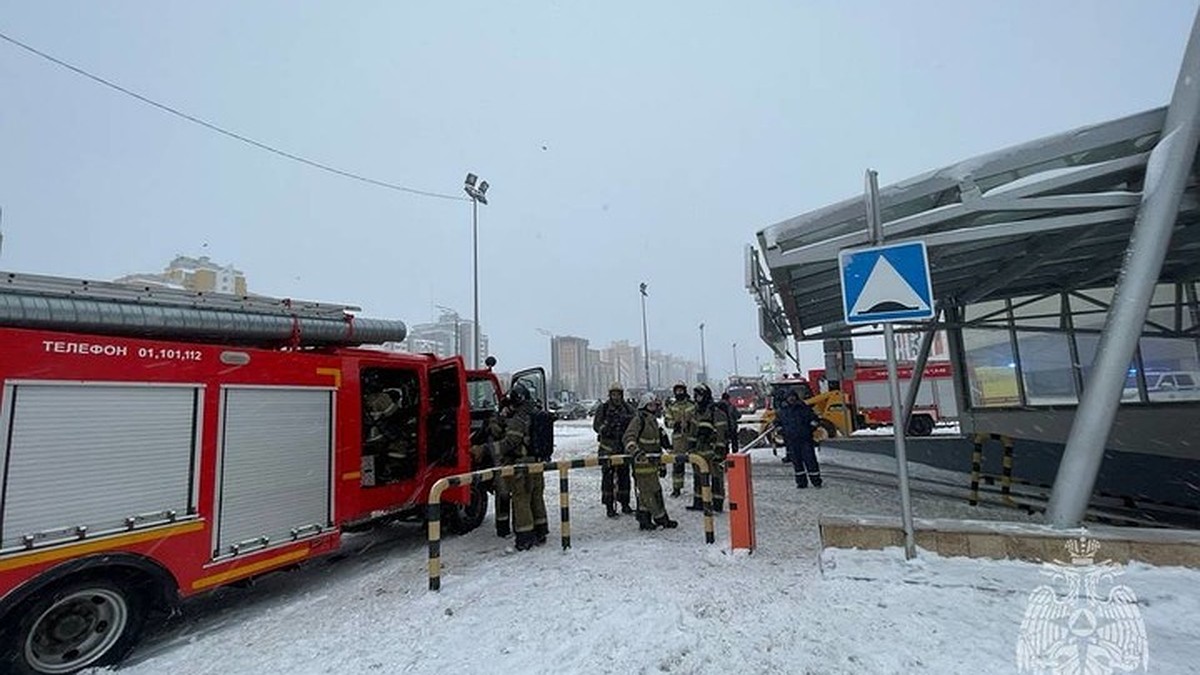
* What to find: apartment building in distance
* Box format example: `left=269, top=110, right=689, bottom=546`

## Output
left=116, top=255, right=247, bottom=295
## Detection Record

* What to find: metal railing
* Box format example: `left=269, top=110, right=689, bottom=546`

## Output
left=425, top=452, right=714, bottom=591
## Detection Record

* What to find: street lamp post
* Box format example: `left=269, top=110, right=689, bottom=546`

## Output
left=732, top=342, right=739, bottom=378
left=464, top=173, right=490, bottom=369
left=698, top=322, right=708, bottom=384
left=639, top=283, right=651, bottom=391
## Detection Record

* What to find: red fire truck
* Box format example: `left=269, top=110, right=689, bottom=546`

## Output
left=0, top=272, right=540, bottom=674
left=808, top=361, right=958, bottom=436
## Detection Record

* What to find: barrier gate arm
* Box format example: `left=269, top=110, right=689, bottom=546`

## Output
left=426, top=453, right=713, bottom=591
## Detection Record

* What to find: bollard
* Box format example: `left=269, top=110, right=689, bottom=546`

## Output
left=725, top=453, right=756, bottom=551
left=1000, top=435, right=1015, bottom=505
left=969, top=434, right=985, bottom=506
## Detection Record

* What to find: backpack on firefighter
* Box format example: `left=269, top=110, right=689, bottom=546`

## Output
left=529, top=407, right=555, bottom=461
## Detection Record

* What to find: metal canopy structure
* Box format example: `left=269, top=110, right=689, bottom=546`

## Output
left=756, top=106, right=1200, bottom=339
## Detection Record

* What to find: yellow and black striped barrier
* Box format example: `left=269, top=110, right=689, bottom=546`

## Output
left=970, top=433, right=1016, bottom=507
left=426, top=452, right=713, bottom=591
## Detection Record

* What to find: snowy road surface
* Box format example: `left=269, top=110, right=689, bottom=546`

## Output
left=91, top=421, right=1200, bottom=674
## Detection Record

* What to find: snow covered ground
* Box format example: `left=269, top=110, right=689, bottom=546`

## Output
left=93, top=421, right=1200, bottom=674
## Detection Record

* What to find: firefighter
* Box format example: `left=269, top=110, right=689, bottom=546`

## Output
left=473, top=398, right=513, bottom=538
left=362, top=373, right=413, bottom=482
left=623, top=392, right=678, bottom=530
left=481, top=383, right=547, bottom=550
left=685, top=383, right=729, bottom=512
left=663, top=381, right=695, bottom=498
left=716, top=391, right=742, bottom=454
left=592, top=382, right=636, bottom=517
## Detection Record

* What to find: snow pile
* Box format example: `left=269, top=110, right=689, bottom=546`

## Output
left=97, top=421, right=1200, bottom=674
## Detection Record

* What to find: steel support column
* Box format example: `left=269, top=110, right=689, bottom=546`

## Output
left=1048, top=9, right=1200, bottom=527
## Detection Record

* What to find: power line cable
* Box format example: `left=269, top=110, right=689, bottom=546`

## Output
left=0, top=29, right=467, bottom=202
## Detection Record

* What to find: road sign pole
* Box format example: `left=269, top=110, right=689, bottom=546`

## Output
left=865, top=169, right=917, bottom=560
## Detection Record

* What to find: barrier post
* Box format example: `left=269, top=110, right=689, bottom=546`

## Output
left=725, top=453, right=756, bottom=551
left=969, top=433, right=985, bottom=506
left=1000, top=435, right=1015, bottom=506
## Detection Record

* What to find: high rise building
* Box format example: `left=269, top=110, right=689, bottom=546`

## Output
left=403, top=308, right=487, bottom=363
left=549, top=335, right=589, bottom=401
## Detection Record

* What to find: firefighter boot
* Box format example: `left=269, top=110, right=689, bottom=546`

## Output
left=606, top=503, right=619, bottom=518
left=712, top=499, right=724, bottom=513
left=514, top=531, right=536, bottom=551
left=670, top=487, right=681, bottom=498
left=496, top=521, right=511, bottom=538
left=636, top=511, right=656, bottom=531
left=685, top=498, right=705, bottom=512
left=621, top=502, right=634, bottom=515
left=654, top=514, right=678, bottom=529
left=534, top=522, right=549, bottom=545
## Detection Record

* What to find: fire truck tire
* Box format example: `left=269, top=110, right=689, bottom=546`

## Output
left=907, top=414, right=935, bottom=437
left=3, top=577, right=147, bottom=675
left=443, top=483, right=489, bottom=535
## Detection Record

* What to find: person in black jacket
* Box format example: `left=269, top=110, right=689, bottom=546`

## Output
left=716, top=392, right=741, bottom=454
left=774, top=391, right=823, bottom=488
left=592, top=382, right=636, bottom=517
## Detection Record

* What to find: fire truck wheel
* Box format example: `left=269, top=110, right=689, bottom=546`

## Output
left=5, top=577, right=147, bottom=675
left=907, top=414, right=935, bottom=437
left=443, top=483, right=489, bottom=535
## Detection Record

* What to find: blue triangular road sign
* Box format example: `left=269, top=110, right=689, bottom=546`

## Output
left=839, top=241, right=935, bottom=324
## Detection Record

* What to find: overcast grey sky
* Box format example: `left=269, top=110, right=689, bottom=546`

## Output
left=1, top=1, right=1196, bottom=376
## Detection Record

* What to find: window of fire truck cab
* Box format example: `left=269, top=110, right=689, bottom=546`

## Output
left=467, top=377, right=500, bottom=412
left=361, top=367, right=420, bottom=485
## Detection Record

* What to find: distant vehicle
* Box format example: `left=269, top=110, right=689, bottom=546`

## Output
left=1124, top=370, right=1200, bottom=402
left=578, top=399, right=599, bottom=416
left=725, top=384, right=764, bottom=414
left=819, top=362, right=957, bottom=437
left=555, top=401, right=590, bottom=420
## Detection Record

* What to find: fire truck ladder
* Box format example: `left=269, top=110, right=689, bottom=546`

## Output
left=0, top=270, right=408, bottom=347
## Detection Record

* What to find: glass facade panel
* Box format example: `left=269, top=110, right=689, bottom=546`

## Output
left=965, top=300, right=1006, bottom=323
left=963, top=329, right=1019, bottom=407
left=1016, top=332, right=1076, bottom=405
left=1140, top=336, right=1200, bottom=402
left=1075, top=334, right=1139, bottom=402
left=1011, top=295, right=1063, bottom=329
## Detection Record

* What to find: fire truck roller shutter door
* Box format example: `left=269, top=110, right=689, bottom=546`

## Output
left=215, top=387, right=333, bottom=558
left=0, top=383, right=199, bottom=551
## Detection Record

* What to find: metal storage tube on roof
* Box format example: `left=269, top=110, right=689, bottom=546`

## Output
left=0, top=273, right=407, bottom=347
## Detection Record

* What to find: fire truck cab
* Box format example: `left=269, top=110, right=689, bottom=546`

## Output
left=0, top=272, right=531, bottom=674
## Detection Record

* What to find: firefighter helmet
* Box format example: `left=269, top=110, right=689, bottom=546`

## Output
left=639, top=392, right=658, bottom=408
left=672, top=381, right=687, bottom=393
left=509, top=382, right=531, bottom=403
left=692, top=383, right=712, bottom=401
left=609, top=382, right=625, bottom=393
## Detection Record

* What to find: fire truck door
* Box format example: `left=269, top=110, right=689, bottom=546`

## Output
left=510, top=367, right=548, bottom=411
left=427, top=360, right=465, bottom=468
left=214, top=387, right=333, bottom=558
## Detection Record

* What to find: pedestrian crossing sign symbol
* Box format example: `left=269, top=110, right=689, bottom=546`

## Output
left=839, top=241, right=935, bottom=325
